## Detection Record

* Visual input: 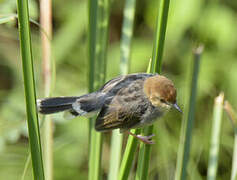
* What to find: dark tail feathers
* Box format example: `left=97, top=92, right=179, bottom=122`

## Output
left=37, top=96, right=79, bottom=114
left=37, top=93, right=105, bottom=116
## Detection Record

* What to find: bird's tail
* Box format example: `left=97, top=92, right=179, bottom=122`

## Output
left=37, top=93, right=104, bottom=117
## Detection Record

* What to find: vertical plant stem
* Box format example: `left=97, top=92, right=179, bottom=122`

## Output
left=135, top=127, right=152, bottom=180
left=151, top=0, right=170, bottom=73
left=175, top=46, right=203, bottom=180
left=135, top=0, right=171, bottom=179
left=88, top=0, right=98, bottom=131
left=89, top=129, right=103, bottom=180
left=88, top=0, right=110, bottom=179
left=232, top=135, right=237, bottom=180
left=118, top=129, right=140, bottom=180
left=88, top=0, right=98, bottom=177
left=118, top=60, right=152, bottom=180
left=207, top=93, right=224, bottom=180
left=109, top=0, right=136, bottom=179
left=21, top=152, right=31, bottom=180
left=40, top=0, right=53, bottom=179
left=135, top=61, right=153, bottom=180
left=108, top=130, right=123, bottom=180
left=16, top=0, right=45, bottom=179
left=223, top=101, right=237, bottom=180
left=120, top=0, right=136, bottom=75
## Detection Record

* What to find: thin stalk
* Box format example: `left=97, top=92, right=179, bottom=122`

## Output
left=108, top=0, right=136, bottom=179
left=16, top=0, right=45, bottom=179
left=223, top=101, right=237, bottom=180
left=40, top=0, right=53, bottom=179
left=175, top=46, right=203, bottom=180
left=89, top=128, right=103, bottom=180
left=232, top=134, right=237, bottom=180
left=88, top=0, right=110, bottom=179
left=151, top=0, right=170, bottom=73
left=135, top=60, right=153, bottom=180
left=88, top=0, right=99, bottom=177
left=135, top=0, right=171, bottom=179
left=21, top=153, right=31, bottom=180
left=232, top=135, right=237, bottom=180
left=119, top=0, right=136, bottom=75
left=118, top=129, right=140, bottom=180
left=0, top=14, right=16, bottom=24
left=108, top=129, right=123, bottom=180
left=118, top=60, right=152, bottom=180
left=88, top=0, right=98, bottom=132
left=0, top=14, right=51, bottom=39
left=207, top=93, right=224, bottom=180
left=135, top=127, right=153, bottom=180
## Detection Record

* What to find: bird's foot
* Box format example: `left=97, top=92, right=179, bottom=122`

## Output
left=127, top=131, right=155, bottom=144
left=137, top=134, right=155, bottom=144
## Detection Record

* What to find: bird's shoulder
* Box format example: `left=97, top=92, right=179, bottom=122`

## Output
left=99, top=73, right=156, bottom=94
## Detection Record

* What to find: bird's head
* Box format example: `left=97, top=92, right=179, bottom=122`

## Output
left=144, top=75, right=182, bottom=113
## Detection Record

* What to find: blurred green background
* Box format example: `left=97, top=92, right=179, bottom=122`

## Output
left=0, top=0, right=237, bottom=179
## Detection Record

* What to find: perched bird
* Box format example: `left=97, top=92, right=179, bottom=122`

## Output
left=37, top=73, right=182, bottom=144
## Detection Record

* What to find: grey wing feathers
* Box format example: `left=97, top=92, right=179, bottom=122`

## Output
left=95, top=77, right=149, bottom=132
left=100, top=73, right=154, bottom=94
left=95, top=101, right=141, bottom=132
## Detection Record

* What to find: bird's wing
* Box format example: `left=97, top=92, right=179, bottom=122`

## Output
left=99, top=73, right=154, bottom=94
left=95, top=78, right=147, bottom=132
left=95, top=97, right=140, bottom=132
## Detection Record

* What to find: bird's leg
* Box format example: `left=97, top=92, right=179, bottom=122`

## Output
left=127, top=131, right=155, bottom=144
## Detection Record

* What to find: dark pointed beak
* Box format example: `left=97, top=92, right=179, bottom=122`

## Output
left=173, top=103, right=182, bottom=113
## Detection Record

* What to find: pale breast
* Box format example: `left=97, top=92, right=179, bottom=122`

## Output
left=131, top=105, right=163, bottom=129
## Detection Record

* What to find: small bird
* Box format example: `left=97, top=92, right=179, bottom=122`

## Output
left=37, top=73, right=182, bottom=144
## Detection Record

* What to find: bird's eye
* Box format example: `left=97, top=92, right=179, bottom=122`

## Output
left=160, top=99, right=166, bottom=103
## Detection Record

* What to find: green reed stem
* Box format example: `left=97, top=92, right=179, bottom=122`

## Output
left=118, top=59, right=152, bottom=180
left=40, top=0, right=53, bottom=179
left=16, top=0, right=45, bottom=179
left=224, top=101, right=237, bottom=180
left=0, top=14, right=16, bottom=24
left=135, top=59, right=153, bottom=180
left=120, top=0, right=136, bottom=75
left=108, top=129, right=123, bottom=180
left=175, top=46, right=203, bottom=180
left=232, top=129, right=237, bottom=180
left=88, top=0, right=110, bottom=179
left=118, top=129, right=140, bottom=180
left=135, top=127, right=152, bottom=180
left=88, top=0, right=98, bottom=178
left=135, top=0, right=171, bottom=179
left=89, top=128, right=103, bottom=180
left=88, top=0, right=98, bottom=131
left=207, top=93, right=224, bottom=180
left=232, top=135, right=237, bottom=180
left=109, top=0, right=136, bottom=179
left=151, top=0, right=170, bottom=74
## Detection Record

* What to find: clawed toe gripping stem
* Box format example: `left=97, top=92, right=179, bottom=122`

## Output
left=127, top=131, right=155, bottom=144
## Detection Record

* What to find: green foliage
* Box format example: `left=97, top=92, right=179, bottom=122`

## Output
left=1, top=0, right=237, bottom=179
left=207, top=93, right=224, bottom=180
left=136, top=0, right=171, bottom=179
left=109, top=0, right=136, bottom=179
left=175, top=46, right=203, bottom=180
left=88, top=0, right=110, bottom=179
left=118, top=129, right=140, bottom=180
left=16, top=0, right=44, bottom=179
